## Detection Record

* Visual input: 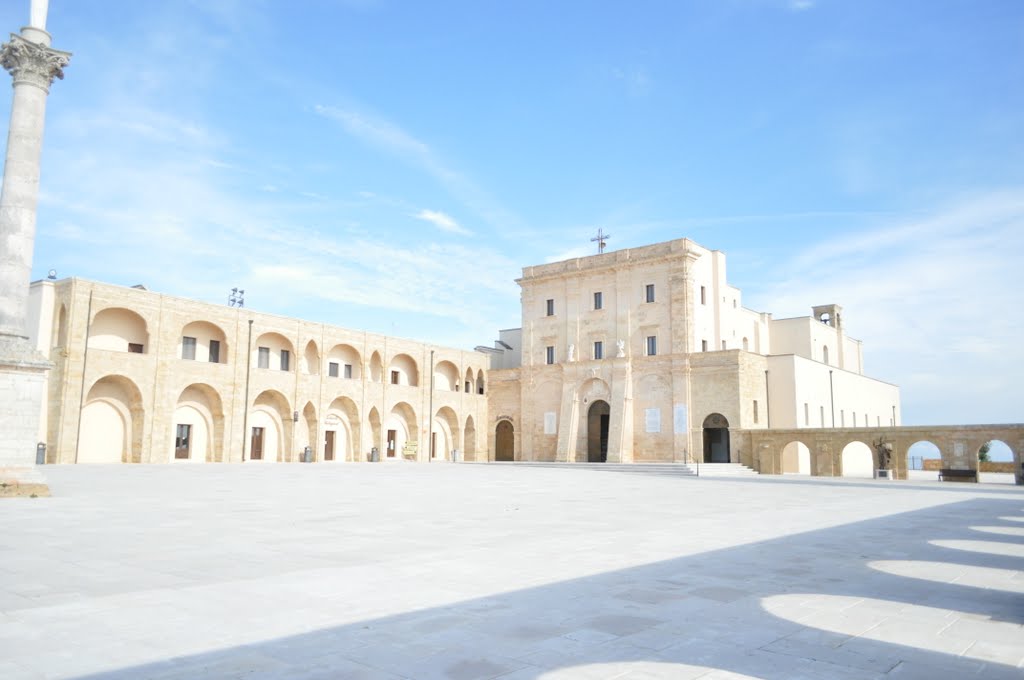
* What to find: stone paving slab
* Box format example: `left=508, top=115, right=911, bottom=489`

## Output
left=0, top=464, right=1022, bottom=679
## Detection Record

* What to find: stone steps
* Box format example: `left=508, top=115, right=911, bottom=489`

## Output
left=493, top=461, right=759, bottom=477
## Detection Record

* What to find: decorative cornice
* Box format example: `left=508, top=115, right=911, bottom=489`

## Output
left=1, top=34, right=70, bottom=92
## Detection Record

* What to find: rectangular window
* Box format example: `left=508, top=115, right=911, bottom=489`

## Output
left=701, top=339, right=708, bottom=352
left=391, top=370, right=400, bottom=385
left=700, top=286, right=706, bottom=305
left=753, top=400, right=759, bottom=424
left=593, top=341, right=603, bottom=360
left=208, top=339, right=220, bottom=363
left=174, top=424, right=191, bottom=460
left=804, top=403, right=809, bottom=426
left=128, top=343, right=144, bottom=354
left=546, top=299, right=554, bottom=316
left=722, top=340, right=727, bottom=350
left=181, top=336, right=196, bottom=360
left=820, top=406, right=825, bottom=427
left=280, top=349, right=290, bottom=372
left=594, top=291, right=603, bottom=310
left=852, top=411, right=857, bottom=427
left=258, top=346, right=270, bottom=369
left=344, top=364, right=353, bottom=379
left=645, top=283, right=655, bottom=303
left=840, top=410, right=845, bottom=427
left=545, top=346, right=555, bottom=365
left=646, top=335, right=657, bottom=356
left=328, top=362, right=339, bottom=377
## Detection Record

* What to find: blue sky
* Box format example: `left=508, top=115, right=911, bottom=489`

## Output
left=3, top=1, right=1022, bottom=429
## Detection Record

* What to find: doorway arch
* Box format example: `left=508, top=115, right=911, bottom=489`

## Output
left=703, top=413, right=730, bottom=463
left=587, top=400, right=610, bottom=463
left=495, top=420, right=514, bottom=461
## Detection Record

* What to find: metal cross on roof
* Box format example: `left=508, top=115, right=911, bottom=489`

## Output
left=591, top=227, right=610, bottom=254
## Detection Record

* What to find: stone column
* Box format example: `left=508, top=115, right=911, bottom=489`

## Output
left=0, top=23, right=70, bottom=496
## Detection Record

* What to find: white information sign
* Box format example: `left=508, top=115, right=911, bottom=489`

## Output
left=673, top=404, right=688, bottom=433
left=544, top=412, right=557, bottom=435
left=645, top=408, right=661, bottom=433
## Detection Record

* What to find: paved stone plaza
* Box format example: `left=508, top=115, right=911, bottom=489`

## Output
left=1, top=464, right=1022, bottom=679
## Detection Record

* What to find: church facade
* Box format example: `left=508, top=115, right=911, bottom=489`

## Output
left=482, top=238, right=900, bottom=465
left=26, top=236, right=899, bottom=468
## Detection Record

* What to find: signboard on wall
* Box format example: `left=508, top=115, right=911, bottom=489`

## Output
left=674, top=404, right=687, bottom=433
left=645, top=408, right=661, bottom=433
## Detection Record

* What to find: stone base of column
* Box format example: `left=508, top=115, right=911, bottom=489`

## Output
left=0, top=333, right=51, bottom=497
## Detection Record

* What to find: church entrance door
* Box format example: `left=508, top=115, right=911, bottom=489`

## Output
left=587, top=401, right=610, bottom=462
left=703, top=413, right=730, bottom=463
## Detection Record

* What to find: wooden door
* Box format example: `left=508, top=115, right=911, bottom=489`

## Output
left=324, top=430, right=335, bottom=461
left=251, top=426, right=264, bottom=460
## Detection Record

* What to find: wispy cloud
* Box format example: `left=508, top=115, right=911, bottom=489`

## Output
left=748, top=189, right=1024, bottom=424
left=413, top=209, right=472, bottom=236
left=313, top=104, right=522, bottom=233
left=788, top=0, right=815, bottom=11
left=611, top=67, right=653, bottom=96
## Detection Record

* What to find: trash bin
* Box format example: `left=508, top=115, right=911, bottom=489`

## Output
left=370, top=447, right=380, bottom=463
left=35, top=442, right=45, bottom=465
left=303, top=446, right=312, bottom=463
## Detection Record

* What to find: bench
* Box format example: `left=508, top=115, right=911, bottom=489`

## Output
left=938, top=468, right=977, bottom=482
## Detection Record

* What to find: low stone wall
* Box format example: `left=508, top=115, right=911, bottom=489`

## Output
left=921, top=459, right=1014, bottom=473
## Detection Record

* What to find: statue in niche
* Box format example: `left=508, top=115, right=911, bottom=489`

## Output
left=616, top=339, right=625, bottom=358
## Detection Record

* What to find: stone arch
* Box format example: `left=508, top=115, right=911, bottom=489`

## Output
left=180, top=320, right=228, bottom=363
left=822, top=345, right=830, bottom=365
left=299, top=401, right=317, bottom=458
left=781, top=440, right=811, bottom=475
left=388, top=353, right=419, bottom=387
left=327, top=343, right=362, bottom=379
left=495, top=419, right=515, bottom=461
left=172, top=383, right=223, bottom=463
left=579, top=377, right=611, bottom=404
left=79, top=375, right=144, bottom=463
left=742, top=336, right=749, bottom=351
left=254, top=332, right=295, bottom=371
left=385, top=401, right=418, bottom=459
left=326, top=396, right=360, bottom=462
left=476, top=369, right=485, bottom=395
left=434, top=360, right=459, bottom=392
left=703, top=413, right=731, bottom=463
left=89, top=307, right=149, bottom=353
left=464, top=414, right=477, bottom=461
left=432, top=406, right=460, bottom=460
left=367, top=406, right=382, bottom=459
left=907, top=440, right=940, bottom=474
left=464, top=368, right=474, bottom=394
left=250, top=389, right=291, bottom=462
left=841, top=441, right=874, bottom=478
left=369, top=351, right=383, bottom=383
left=301, top=340, right=320, bottom=375
left=978, top=439, right=1014, bottom=484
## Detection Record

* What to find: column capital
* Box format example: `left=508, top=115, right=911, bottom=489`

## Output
left=1, top=33, right=70, bottom=92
